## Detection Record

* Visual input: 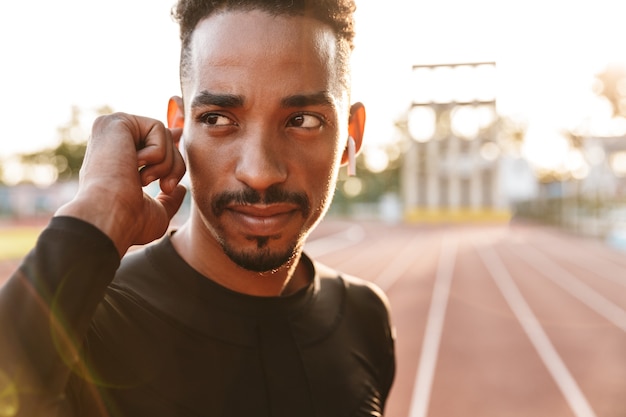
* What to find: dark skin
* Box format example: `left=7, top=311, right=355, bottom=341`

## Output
left=57, top=10, right=366, bottom=297
left=56, top=114, right=187, bottom=257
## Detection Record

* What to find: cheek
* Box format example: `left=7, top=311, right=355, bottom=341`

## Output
left=183, top=143, right=226, bottom=195
left=186, top=150, right=211, bottom=180
left=305, top=139, right=342, bottom=168
left=185, top=137, right=233, bottom=173
left=293, top=139, right=342, bottom=188
left=305, top=153, right=342, bottom=199
left=305, top=138, right=336, bottom=160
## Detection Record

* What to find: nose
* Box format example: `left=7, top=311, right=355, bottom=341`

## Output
left=235, top=131, right=288, bottom=192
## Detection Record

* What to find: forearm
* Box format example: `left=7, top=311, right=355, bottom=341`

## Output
left=0, top=217, right=119, bottom=414
left=55, top=194, right=138, bottom=258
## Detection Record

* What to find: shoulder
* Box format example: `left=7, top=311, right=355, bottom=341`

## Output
left=342, top=273, right=392, bottom=314
left=314, top=261, right=394, bottom=332
left=313, top=261, right=396, bottom=396
left=108, top=238, right=172, bottom=301
left=115, top=236, right=174, bottom=282
left=315, top=262, right=391, bottom=309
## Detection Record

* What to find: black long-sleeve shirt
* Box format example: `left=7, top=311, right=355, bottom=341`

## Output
left=0, top=217, right=395, bottom=416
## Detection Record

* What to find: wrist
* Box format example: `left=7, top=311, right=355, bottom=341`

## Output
left=55, top=197, right=136, bottom=258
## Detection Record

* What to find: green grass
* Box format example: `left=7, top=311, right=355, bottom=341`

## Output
left=0, top=227, right=42, bottom=261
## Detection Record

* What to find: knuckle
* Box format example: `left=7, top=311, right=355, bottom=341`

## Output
left=94, top=112, right=129, bottom=126
left=92, top=112, right=133, bottom=135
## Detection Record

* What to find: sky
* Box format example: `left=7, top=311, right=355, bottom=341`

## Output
left=1, top=0, right=626, bottom=167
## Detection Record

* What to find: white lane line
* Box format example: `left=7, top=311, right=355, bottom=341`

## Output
left=375, top=233, right=425, bottom=292
left=304, top=224, right=365, bottom=257
left=512, top=245, right=626, bottom=333
left=408, top=236, right=457, bottom=417
left=532, top=227, right=626, bottom=271
left=548, top=250, right=626, bottom=289
left=527, top=237, right=626, bottom=289
left=477, top=244, right=597, bottom=417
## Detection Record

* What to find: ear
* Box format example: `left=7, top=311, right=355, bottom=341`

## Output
left=167, top=96, right=185, bottom=148
left=341, top=102, right=366, bottom=165
left=167, top=96, right=185, bottom=128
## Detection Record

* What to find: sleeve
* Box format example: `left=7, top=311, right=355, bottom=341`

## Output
left=342, top=275, right=396, bottom=409
left=0, top=216, right=120, bottom=417
left=363, top=281, right=396, bottom=406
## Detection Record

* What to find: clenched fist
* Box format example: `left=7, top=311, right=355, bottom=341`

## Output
left=56, top=113, right=187, bottom=257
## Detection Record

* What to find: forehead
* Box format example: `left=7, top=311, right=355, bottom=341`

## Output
left=185, top=10, right=345, bottom=102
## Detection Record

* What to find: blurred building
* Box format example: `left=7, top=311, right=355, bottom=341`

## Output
left=0, top=181, right=77, bottom=220
left=582, top=135, right=626, bottom=198
left=401, top=62, right=534, bottom=223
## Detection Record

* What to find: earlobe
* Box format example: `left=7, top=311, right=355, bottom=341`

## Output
left=167, top=96, right=185, bottom=129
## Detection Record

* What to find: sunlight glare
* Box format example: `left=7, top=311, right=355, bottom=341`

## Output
left=408, top=106, right=437, bottom=142
left=449, top=65, right=474, bottom=103
left=343, top=177, right=363, bottom=197
left=474, top=64, right=497, bottom=101
left=450, top=105, right=481, bottom=139
left=566, top=149, right=589, bottom=180
left=432, top=66, right=454, bottom=103
left=610, top=151, right=626, bottom=177
left=522, top=126, right=570, bottom=172
left=1, top=160, right=23, bottom=187
left=364, top=148, right=390, bottom=173
left=411, top=68, right=436, bottom=104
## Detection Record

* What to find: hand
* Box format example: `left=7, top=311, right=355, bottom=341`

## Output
left=56, top=113, right=187, bottom=257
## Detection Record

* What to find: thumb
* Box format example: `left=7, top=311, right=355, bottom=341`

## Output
left=156, top=184, right=187, bottom=221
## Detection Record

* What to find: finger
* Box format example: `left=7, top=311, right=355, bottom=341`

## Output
left=156, top=184, right=187, bottom=221
left=136, top=122, right=170, bottom=168
left=137, top=124, right=176, bottom=186
left=140, top=131, right=186, bottom=191
left=169, top=127, right=183, bottom=144
left=159, top=141, right=186, bottom=194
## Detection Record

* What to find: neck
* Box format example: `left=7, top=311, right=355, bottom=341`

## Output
left=170, top=216, right=310, bottom=297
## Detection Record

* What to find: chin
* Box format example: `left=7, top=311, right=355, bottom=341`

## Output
left=224, top=245, right=297, bottom=273
left=221, top=233, right=302, bottom=273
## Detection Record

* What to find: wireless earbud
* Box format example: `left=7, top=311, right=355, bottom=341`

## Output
left=347, top=136, right=356, bottom=176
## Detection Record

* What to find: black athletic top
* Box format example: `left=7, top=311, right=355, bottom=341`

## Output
left=0, top=217, right=395, bottom=417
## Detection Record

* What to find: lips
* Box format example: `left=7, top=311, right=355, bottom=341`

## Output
left=226, top=204, right=300, bottom=236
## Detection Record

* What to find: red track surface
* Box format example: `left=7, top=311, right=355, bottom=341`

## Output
left=307, top=220, right=626, bottom=417
left=2, top=219, right=625, bottom=416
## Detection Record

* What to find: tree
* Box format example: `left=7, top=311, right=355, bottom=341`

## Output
left=594, top=62, right=626, bottom=117
left=18, top=105, right=113, bottom=183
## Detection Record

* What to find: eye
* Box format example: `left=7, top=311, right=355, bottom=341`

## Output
left=199, top=112, right=236, bottom=127
left=287, top=113, right=324, bottom=129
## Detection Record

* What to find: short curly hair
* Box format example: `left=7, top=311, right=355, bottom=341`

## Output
left=171, top=0, right=357, bottom=88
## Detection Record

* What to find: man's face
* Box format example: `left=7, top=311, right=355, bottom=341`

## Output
left=181, top=10, right=349, bottom=272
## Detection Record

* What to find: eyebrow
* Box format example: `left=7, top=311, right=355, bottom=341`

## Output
left=191, top=90, right=336, bottom=110
left=281, top=91, right=336, bottom=108
left=191, top=91, right=244, bottom=109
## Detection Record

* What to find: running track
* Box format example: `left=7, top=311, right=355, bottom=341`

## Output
left=307, top=219, right=626, bottom=417
left=2, top=219, right=625, bottom=416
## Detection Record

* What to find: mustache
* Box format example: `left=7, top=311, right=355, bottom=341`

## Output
left=211, top=185, right=311, bottom=217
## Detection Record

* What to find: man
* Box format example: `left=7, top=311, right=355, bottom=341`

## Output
left=0, top=0, right=396, bottom=416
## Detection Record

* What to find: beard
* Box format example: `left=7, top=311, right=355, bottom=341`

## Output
left=210, top=185, right=311, bottom=273
left=221, top=235, right=300, bottom=273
